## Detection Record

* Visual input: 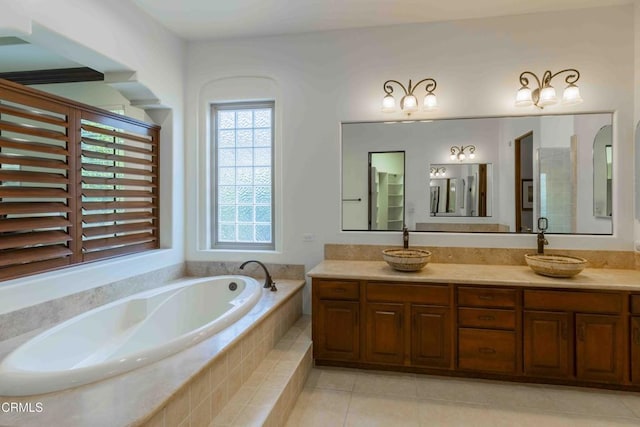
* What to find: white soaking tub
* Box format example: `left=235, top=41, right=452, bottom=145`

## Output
left=0, top=275, right=262, bottom=396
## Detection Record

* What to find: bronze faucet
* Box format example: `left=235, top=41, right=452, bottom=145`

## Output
left=403, top=227, right=409, bottom=249
left=536, top=217, right=549, bottom=254
left=239, top=260, right=277, bottom=291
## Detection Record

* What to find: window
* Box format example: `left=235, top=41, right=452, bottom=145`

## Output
left=212, top=102, right=274, bottom=249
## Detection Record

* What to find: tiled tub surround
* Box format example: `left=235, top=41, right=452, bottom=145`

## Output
left=0, top=279, right=305, bottom=427
left=186, top=261, right=305, bottom=281
left=0, top=263, right=185, bottom=342
left=325, top=244, right=637, bottom=270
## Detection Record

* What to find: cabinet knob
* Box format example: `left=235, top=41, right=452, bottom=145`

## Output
left=578, top=324, right=586, bottom=341
left=478, top=295, right=494, bottom=301
left=633, top=328, right=640, bottom=346
left=478, top=347, right=496, bottom=354
left=478, top=315, right=495, bottom=321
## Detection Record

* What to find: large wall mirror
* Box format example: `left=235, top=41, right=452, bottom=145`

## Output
left=342, top=113, right=613, bottom=234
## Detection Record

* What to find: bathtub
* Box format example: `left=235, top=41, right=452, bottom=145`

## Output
left=0, top=275, right=262, bottom=396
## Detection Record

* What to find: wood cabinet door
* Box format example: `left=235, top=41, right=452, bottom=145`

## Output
left=411, top=305, right=451, bottom=369
left=575, top=314, right=624, bottom=383
left=632, top=317, right=640, bottom=385
left=315, top=300, right=360, bottom=361
left=524, top=311, right=571, bottom=378
left=366, top=303, right=405, bottom=365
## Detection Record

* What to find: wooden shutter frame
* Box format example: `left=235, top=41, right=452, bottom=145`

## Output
left=0, top=78, right=161, bottom=281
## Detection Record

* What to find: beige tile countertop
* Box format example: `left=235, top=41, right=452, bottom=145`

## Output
left=307, top=260, right=640, bottom=291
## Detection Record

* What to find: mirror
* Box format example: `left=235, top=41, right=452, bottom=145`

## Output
left=368, top=151, right=405, bottom=230
left=593, top=125, right=612, bottom=218
left=342, top=113, right=613, bottom=234
left=429, top=163, right=492, bottom=217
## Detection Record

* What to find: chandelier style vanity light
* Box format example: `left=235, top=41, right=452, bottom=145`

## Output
left=382, top=78, right=438, bottom=114
left=450, top=145, right=475, bottom=161
left=515, top=68, right=583, bottom=108
left=430, top=167, right=446, bottom=177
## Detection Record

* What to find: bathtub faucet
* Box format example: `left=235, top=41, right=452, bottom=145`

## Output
left=239, top=260, right=277, bottom=292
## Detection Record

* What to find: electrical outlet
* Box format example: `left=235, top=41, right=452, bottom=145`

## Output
left=303, top=233, right=315, bottom=242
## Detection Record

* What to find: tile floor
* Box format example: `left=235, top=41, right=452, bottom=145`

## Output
left=285, top=367, right=640, bottom=426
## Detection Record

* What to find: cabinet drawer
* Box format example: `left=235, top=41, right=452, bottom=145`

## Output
left=315, top=280, right=359, bottom=300
left=367, top=282, right=449, bottom=305
left=458, top=287, right=517, bottom=308
left=458, top=328, right=516, bottom=374
left=458, top=308, right=516, bottom=330
left=631, top=295, right=640, bottom=314
left=524, top=290, right=622, bottom=314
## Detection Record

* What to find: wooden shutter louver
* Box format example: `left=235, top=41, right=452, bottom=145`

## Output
left=0, top=79, right=160, bottom=281
left=80, top=112, right=159, bottom=261
left=0, top=91, right=74, bottom=280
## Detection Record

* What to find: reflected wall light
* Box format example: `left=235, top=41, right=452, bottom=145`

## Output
left=382, top=78, right=438, bottom=114
left=450, top=145, right=475, bottom=161
left=515, top=68, right=583, bottom=109
left=430, top=167, right=446, bottom=177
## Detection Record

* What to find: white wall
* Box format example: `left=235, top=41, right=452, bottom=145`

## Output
left=0, top=0, right=186, bottom=312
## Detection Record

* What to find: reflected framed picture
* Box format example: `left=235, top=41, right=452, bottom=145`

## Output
left=522, top=179, right=533, bottom=211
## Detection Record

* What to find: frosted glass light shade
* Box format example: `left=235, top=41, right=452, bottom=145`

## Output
left=515, top=86, right=533, bottom=107
left=538, top=85, right=558, bottom=107
left=450, top=154, right=456, bottom=160
left=468, top=152, right=475, bottom=159
left=562, top=84, right=583, bottom=105
left=382, top=95, right=396, bottom=112
left=423, top=93, right=438, bottom=111
left=400, top=94, right=418, bottom=113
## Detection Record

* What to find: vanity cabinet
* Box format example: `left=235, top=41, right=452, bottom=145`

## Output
left=523, top=290, right=625, bottom=384
left=457, top=287, right=518, bottom=374
left=312, top=279, right=360, bottom=361
left=365, top=282, right=451, bottom=368
left=311, top=274, right=634, bottom=390
left=629, top=296, right=640, bottom=384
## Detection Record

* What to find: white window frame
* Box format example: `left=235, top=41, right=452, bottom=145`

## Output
left=211, top=101, right=275, bottom=250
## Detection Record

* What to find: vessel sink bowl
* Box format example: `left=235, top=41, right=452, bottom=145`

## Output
left=525, top=254, right=587, bottom=278
left=382, top=248, right=432, bottom=272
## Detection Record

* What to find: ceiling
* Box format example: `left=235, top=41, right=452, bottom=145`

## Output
left=131, top=0, right=632, bottom=40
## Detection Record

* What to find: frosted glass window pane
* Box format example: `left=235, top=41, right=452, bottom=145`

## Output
left=255, top=225, right=271, bottom=242
left=255, top=186, right=271, bottom=203
left=214, top=103, right=273, bottom=247
left=236, top=148, right=253, bottom=166
left=219, top=205, right=236, bottom=222
left=255, top=206, right=271, bottom=222
left=254, top=129, right=271, bottom=147
left=254, top=167, right=271, bottom=185
left=218, top=130, right=235, bottom=148
left=236, top=167, right=253, bottom=185
left=237, top=130, right=253, bottom=147
left=238, top=206, right=254, bottom=222
left=219, top=224, right=236, bottom=241
left=237, top=111, right=252, bottom=128
left=237, top=186, right=253, bottom=204
left=219, top=167, right=235, bottom=185
left=218, top=149, right=235, bottom=166
left=254, top=148, right=271, bottom=166
left=218, top=186, right=236, bottom=204
left=254, top=109, right=271, bottom=128
left=218, top=111, right=235, bottom=129
left=238, top=224, right=253, bottom=241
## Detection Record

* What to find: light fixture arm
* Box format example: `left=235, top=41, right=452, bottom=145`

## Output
left=383, top=78, right=437, bottom=97
left=518, top=68, right=581, bottom=108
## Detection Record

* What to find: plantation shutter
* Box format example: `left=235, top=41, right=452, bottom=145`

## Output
left=0, top=88, right=75, bottom=280
left=80, top=112, right=159, bottom=261
left=0, top=78, right=160, bottom=281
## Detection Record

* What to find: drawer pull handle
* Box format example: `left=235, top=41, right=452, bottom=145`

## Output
left=333, top=288, right=346, bottom=293
left=578, top=324, right=586, bottom=341
left=478, top=347, right=496, bottom=354
left=478, top=295, right=494, bottom=301
left=478, top=315, right=495, bottom=321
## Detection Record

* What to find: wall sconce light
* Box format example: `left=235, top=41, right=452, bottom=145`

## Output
left=382, top=78, right=438, bottom=114
left=515, top=68, right=583, bottom=108
left=450, top=145, right=475, bottom=161
left=430, top=167, right=446, bottom=177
